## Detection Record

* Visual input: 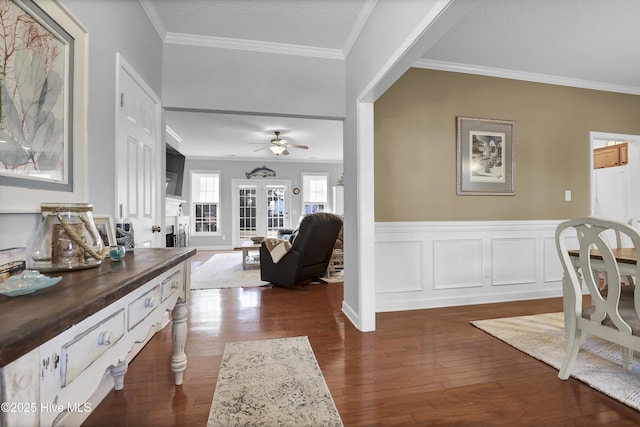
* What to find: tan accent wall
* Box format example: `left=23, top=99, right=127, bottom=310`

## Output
left=374, top=68, right=640, bottom=221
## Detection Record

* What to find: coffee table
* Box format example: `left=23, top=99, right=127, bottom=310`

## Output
left=234, top=241, right=261, bottom=270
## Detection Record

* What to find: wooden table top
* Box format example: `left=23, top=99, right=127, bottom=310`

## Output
left=0, top=247, right=196, bottom=367
left=568, top=248, right=637, bottom=265
left=233, top=242, right=261, bottom=250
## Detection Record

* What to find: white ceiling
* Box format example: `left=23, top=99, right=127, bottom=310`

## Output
left=143, top=0, right=640, bottom=162
left=419, top=0, right=640, bottom=91
left=143, top=0, right=373, bottom=162
left=144, top=0, right=370, bottom=52
left=165, top=110, right=344, bottom=162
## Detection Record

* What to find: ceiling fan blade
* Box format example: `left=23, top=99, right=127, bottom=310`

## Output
left=284, top=143, right=309, bottom=150
left=253, top=145, right=271, bottom=152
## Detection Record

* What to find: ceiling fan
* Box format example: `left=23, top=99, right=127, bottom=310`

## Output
left=253, top=131, right=309, bottom=156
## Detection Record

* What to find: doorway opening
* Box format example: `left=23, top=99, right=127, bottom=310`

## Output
left=590, top=131, right=640, bottom=223
left=231, top=179, right=292, bottom=246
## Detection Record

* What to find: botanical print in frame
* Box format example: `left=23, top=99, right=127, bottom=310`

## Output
left=457, top=117, right=515, bottom=195
left=0, top=0, right=87, bottom=212
left=0, top=0, right=72, bottom=190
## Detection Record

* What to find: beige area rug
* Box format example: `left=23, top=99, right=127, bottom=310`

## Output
left=207, top=336, right=343, bottom=427
left=191, top=252, right=344, bottom=289
left=471, top=312, right=640, bottom=411
left=191, top=252, right=269, bottom=289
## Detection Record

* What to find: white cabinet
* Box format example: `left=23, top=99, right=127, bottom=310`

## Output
left=332, top=186, right=344, bottom=215
left=0, top=250, right=193, bottom=427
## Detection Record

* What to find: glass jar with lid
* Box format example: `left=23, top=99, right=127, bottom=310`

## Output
left=27, top=203, right=107, bottom=271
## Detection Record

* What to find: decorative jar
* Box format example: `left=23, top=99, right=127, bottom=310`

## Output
left=27, top=203, right=107, bottom=271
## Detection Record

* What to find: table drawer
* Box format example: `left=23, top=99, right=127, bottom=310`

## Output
left=61, top=309, right=125, bottom=387
left=161, top=268, right=183, bottom=302
left=128, top=284, right=161, bottom=330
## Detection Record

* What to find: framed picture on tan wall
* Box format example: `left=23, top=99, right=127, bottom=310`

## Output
left=456, top=116, right=515, bottom=195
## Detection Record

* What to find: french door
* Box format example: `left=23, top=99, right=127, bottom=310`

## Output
left=232, top=180, right=291, bottom=246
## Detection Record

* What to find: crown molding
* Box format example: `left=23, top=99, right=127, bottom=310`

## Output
left=186, top=155, right=343, bottom=164
left=165, top=125, right=182, bottom=143
left=164, top=33, right=345, bottom=60
left=138, top=0, right=166, bottom=41
left=138, top=0, right=344, bottom=59
left=413, top=59, right=640, bottom=95
left=342, top=0, right=377, bottom=57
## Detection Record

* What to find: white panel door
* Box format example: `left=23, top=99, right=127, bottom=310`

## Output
left=116, top=55, right=162, bottom=248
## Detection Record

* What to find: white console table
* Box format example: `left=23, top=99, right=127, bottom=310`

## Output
left=0, top=248, right=196, bottom=427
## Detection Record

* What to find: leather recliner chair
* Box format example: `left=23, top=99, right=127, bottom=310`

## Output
left=260, top=212, right=343, bottom=288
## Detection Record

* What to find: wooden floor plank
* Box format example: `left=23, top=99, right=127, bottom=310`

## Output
left=83, top=251, right=640, bottom=426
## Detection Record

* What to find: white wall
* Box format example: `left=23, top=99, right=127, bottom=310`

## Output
left=0, top=0, right=162, bottom=249
left=343, top=0, right=462, bottom=330
left=162, top=44, right=345, bottom=118
left=64, top=0, right=163, bottom=215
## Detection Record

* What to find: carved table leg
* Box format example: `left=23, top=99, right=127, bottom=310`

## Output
left=171, top=297, right=188, bottom=385
left=110, top=360, right=128, bottom=391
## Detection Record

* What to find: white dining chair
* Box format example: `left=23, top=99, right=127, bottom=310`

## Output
left=555, top=216, right=640, bottom=380
left=629, top=215, right=640, bottom=230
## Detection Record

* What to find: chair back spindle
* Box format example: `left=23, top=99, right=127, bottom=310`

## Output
left=555, top=216, right=640, bottom=379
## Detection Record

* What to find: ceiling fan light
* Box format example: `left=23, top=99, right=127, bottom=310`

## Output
left=270, top=145, right=286, bottom=155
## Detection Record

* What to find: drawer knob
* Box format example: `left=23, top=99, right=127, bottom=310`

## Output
left=144, top=297, right=155, bottom=308
left=98, top=331, right=112, bottom=346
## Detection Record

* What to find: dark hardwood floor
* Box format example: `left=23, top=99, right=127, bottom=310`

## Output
left=83, top=251, right=640, bottom=426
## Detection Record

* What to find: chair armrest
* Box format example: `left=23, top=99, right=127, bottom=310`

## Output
left=259, top=245, right=304, bottom=288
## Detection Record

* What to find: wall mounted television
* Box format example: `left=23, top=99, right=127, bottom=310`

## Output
left=166, top=144, right=185, bottom=198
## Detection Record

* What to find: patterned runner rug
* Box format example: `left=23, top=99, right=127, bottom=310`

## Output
left=472, top=312, right=640, bottom=411
left=207, top=336, right=343, bottom=427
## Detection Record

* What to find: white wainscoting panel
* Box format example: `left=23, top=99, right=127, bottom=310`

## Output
left=491, top=237, right=536, bottom=286
left=433, top=239, right=483, bottom=290
left=375, top=220, right=565, bottom=312
left=375, top=241, right=424, bottom=293
left=544, top=236, right=564, bottom=283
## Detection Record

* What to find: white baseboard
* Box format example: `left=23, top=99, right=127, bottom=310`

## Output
left=341, top=300, right=361, bottom=329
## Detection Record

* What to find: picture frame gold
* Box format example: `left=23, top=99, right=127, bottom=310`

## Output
left=456, top=116, right=515, bottom=196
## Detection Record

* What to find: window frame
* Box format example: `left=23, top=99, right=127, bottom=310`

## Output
left=190, top=170, right=221, bottom=236
left=301, top=172, right=329, bottom=215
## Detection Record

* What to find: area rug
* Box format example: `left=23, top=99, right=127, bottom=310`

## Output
left=191, top=252, right=269, bottom=289
left=191, top=252, right=344, bottom=290
left=471, top=312, right=640, bottom=411
left=207, top=336, right=343, bottom=427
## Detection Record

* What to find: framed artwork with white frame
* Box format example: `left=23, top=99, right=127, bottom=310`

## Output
left=93, top=215, right=117, bottom=247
